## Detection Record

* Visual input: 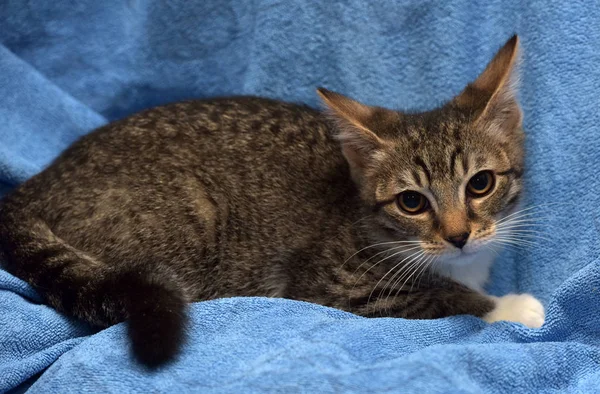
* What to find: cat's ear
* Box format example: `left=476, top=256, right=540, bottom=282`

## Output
left=454, top=35, right=522, bottom=132
left=317, top=88, right=388, bottom=183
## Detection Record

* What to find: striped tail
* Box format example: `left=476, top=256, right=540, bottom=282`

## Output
left=0, top=197, right=188, bottom=366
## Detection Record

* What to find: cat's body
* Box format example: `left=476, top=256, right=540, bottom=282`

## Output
left=0, top=36, right=544, bottom=366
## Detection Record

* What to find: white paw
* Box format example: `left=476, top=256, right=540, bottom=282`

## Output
left=483, top=293, right=545, bottom=328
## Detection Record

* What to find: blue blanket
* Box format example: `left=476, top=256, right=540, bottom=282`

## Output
left=1, top=1, right=599, bottom=392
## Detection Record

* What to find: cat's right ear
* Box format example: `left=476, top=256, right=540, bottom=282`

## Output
left=317, top=88, right=388, bottom=183
left=453, top=35, right=522, bottom=134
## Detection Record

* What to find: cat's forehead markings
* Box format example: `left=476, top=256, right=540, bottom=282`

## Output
left=393, top=168, right=422, bottom=190
left=410, top=169, right=424, bottom=188
left=413, top=156, right=432, bottom=185
left=474, top=155, right=487, bottom=169
left=448, top=146, right=465, bottom=177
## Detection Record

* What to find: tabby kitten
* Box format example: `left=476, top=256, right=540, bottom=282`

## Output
left=0, top=35, right=544, bottom=366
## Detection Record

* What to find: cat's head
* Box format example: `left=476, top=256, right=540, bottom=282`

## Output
left=319, top=36, right=524, bottom=271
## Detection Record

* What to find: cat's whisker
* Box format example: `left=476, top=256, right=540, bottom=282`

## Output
left=496, top=222, right=553, bottom=230
left=496, top=218, right=555, bottom=227
left=350, top=214, right=373, bottom=227
left=496, top=222, right=560, bottom=233
left=413, top=254, right=438, bottom=294
left=366, top=249, right=424, bottom=311
left=496, top=228, right=553, bottom=235
left=492, top=238, right=537, bottom=249
left=495, top=234, right=552, bottom=243
left=485, top=244, right=502, bottom=258
left=495, top=202, right=573, bottom=225
left=498, top=214, right=552, bottom=222
left=350, top=244, right=420, bottom=277
left=496, top=217, right=548, bottom=230
left=426, top=254, right=442, bottom=284
left=495, top=231, right=547, bottom=240
left=496, top=210, right=544, bottom=226
left=340, top=240, right=423, bottom=270
left=378, top=251, right=428, bottom=315
left=382, top=251, right=428, bottom=306
left=386, top=252, right=431, bottom=305
left=379, top=250, right=427, bottom=306
left=491, top=242, right=530, bottom=255
left=351, top=246, right=422, bottom=297
left=382, top=254, right=429, bottom=314
left=496, top=218, right=554, bottom=229
left=402, top=254, right=436, bottom=297
left=494, top=234, right=539, bottom=244
left=496, top=226, right=557, bottom=235
left=495, top=230, right=553, bottom=242
left=349, top=245, right=418, bottom=311
left=489, top=240, right=529, bottom=258
left=350, top=244, right=422, bottom=287
left=424, top=255, right=440, bottom=287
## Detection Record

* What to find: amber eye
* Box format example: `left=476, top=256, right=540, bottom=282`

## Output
left=467, top=171, right=494, bottom=197
left=397, top=191, right=429, bottom=214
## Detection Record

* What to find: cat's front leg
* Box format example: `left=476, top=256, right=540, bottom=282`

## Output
left=346, top=280, right=545, bottom=328
left=483, top=293, right=545, bottom=328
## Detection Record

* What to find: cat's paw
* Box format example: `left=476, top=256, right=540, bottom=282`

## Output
left=483, top=293, right=545, bottom=328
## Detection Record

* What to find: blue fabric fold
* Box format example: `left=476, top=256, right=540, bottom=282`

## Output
left=1, top=0, right=599, bottom=392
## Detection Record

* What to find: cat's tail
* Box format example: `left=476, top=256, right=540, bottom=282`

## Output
left=0, top=199, right=187, bottom=367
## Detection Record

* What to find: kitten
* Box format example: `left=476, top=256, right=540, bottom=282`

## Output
left=0, top=35, right=544, bottom=366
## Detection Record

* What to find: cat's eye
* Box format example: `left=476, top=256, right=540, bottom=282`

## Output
left=467, top=171, right=494, bottom=197
left=397, top=191, right=429, bottom=214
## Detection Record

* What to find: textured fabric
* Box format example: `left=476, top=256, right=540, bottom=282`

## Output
left=1, top=0, right=599, bottom=392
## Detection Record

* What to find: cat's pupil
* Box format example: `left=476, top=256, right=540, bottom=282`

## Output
left=470, top=174, right=488, bottom=190
left=403, top=192, right=421, bottom=208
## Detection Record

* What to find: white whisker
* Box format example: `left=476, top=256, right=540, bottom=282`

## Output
left=494, top=234, right=539, bottom=243
left=366, top=249, right=424, bottom=311
left=340, top=240, right=423, bottom=269
left=492, top=238, right=537, bottom=248
left=495, top=202, right=572, bottom=225
left=381, top=252, right=428, bottom=306
left=350, top=245, right=422, bottom=289
left=496, top=230, right=553, bottom=242
left=414, top=254, right=438, bottom=293
left=402, top=254, right=435, bottom=296
left=496, top=220, right=556, bottom=229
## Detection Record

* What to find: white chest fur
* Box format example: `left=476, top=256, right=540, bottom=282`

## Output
left=432, top=248, right=496, bottom=292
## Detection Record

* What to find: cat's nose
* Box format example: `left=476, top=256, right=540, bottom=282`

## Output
left=445, top=232, right=470, bottom=249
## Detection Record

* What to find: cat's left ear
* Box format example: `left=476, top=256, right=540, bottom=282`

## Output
left=454, top=35, right=522, bottom=133
left=317, top=88, right=390, bottom=184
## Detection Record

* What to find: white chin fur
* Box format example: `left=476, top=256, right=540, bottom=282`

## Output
left=432, top=247, right=496, bottom=292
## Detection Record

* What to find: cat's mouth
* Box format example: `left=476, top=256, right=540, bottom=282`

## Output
left=434, top=237, right=493, bottom=262
left=437, top=247, right=490, bottom=267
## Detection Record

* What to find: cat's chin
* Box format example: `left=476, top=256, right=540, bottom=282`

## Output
left=440, top=249, right=488, bottom=266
